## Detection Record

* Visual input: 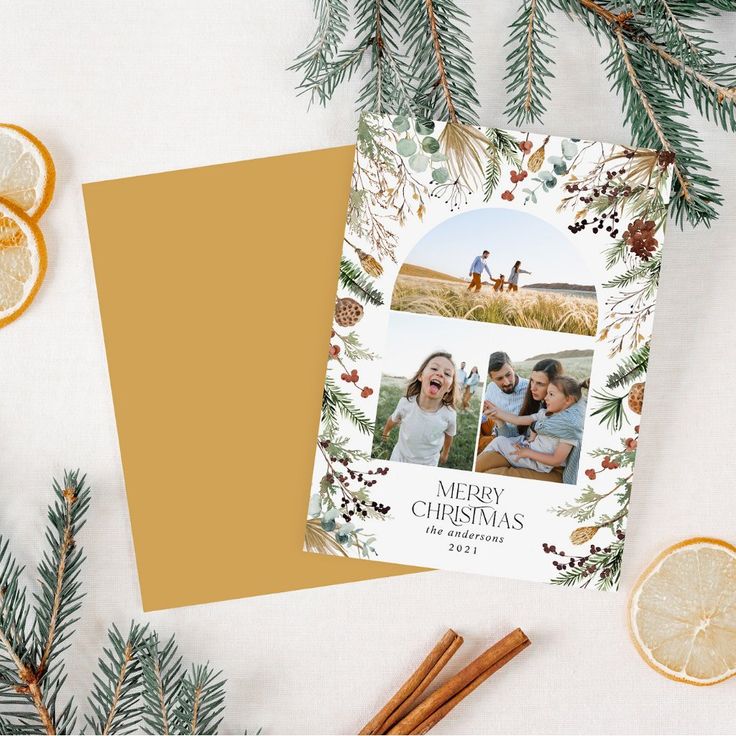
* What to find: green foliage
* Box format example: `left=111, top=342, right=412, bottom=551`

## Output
left=173, top=664, right=226, bottom=736
left=140, top=632, right=183, bottom=735
left=483, top=128, right=522, bottom=200
left=550, top=540, right=624, bottom=590
left=338, top=257, right=384, bottom=307
left=606, top=342, right=650, bottom=389
left=401, top=0, right=480, bottom=123
left=606, top=34, right=721, bottom=228
left=86, top=623, right=148, bottom=735
left=504, top=0, right=556, bottom=125
left=590, top=389, right=628, bottom=432
left=288, top=0, right=351, bottom=105
left=291, top=0, right=479, bottom=122
left=0, top=475, right=240, bottom=734
left=322, top=376, right=374, bottom=435
left=33, top=471, right=91, bottom=687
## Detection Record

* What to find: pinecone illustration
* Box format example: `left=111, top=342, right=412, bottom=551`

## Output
left=353, top=246, right=383, bottom=278
left=570, top=526, right=599, bottom=545
left=628, top=382, right=645, bottom=414
left=527, top=136, right=549, bottom=173
left=622, top=219, right=658, bottom=260
left=335, top=297, right=364, bottom=327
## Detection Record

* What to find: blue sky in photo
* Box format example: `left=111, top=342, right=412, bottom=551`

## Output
left=404, top=207, right=593, bottom=286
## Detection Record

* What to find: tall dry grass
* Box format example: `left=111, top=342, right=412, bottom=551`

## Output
left=391, top=277, right=598, bottom=336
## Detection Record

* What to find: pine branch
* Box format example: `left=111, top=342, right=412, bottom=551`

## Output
left=402, top=0, right=479, bottom=123
left=338, top=257, right=384, bottom=306
left=606, top=342, right=650, bottom=389
left=33, top=471, right=90, bottom=687
left=640, top=38, right=736, bottom=132
left=86, top=623, right=148, bottom=735
left=638, top=0, right=719, bottom=70
left=608, top=28, right=722, bottom=226
left=504, top=0, right=556, bottom=125
left=355, top=0, right=415, bottom=115
left=173, top=664, right=226, bottom=736
left=289, top=0, right=351, bottom=103
left=140, top=633, right=183, bottom=736
left=483, top=128, right=522, bottom=200
left=322, top=377, right=374, bottom=435
left=590, top=389, right=628, bottom=431
left=0, top=539, right=41, bottom=732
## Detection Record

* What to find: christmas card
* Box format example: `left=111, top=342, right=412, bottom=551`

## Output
left=305, top=114, right=673, bottom=590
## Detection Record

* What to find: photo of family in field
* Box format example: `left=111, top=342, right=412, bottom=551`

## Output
left=371, top=313, right=486, bottom=472
left=391, top=208, right=598, bottom=336
left=474, top=341, right=593, bottom=485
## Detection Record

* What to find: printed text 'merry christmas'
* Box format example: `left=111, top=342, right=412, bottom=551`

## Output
left=437, top=481, right=504, bottom=505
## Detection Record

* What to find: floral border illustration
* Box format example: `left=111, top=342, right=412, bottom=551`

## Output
left=305, top=113, right=672, bottom=590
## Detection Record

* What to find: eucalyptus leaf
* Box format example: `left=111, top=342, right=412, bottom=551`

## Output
left=397, top=138, right=417, bottom=156
left=409, top=153, right=430, bottom=172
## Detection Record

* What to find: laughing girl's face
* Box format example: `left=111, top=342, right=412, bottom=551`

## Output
left=420, top=356, right=455, bottom=401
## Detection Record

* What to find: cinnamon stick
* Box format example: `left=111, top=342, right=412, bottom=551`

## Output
left=359, top=629, right=463, bottom=735
left=409, top=639, right=530, bottom=734
left=387, top=628, right=531, bottom=735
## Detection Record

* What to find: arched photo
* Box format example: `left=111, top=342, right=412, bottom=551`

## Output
left=391, top=208, right=598, bottom=336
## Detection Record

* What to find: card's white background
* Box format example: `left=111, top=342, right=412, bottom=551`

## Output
left=2, top=2, right=735, bottom=733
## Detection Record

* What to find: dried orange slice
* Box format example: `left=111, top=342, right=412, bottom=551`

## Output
left=629, top=537, right=736, bottom=685
left=0, top=199, right=47, bottom=328
left=0, top=123, right=55, bottom=220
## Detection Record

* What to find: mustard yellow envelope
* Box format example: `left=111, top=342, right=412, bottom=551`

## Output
left=84, top=147, right=422, bottom=611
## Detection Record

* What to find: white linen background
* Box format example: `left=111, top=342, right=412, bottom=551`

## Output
left=2, top=2, right=735, bottom=733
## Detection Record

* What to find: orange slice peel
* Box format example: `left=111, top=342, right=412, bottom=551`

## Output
left=0, top=198, right=47, bottom=328
left=628, top=537, right=736, bottom=686
left=0, top=123, right=56, bottom=220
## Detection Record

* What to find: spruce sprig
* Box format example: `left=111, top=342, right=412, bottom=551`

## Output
left=483, top=128, right=522, bottom=200
left=0, top=474, right=242, bottom=734
left=401, top=0, right=480, bottom=123
left=86, top=623, right=148, bottom=735
left=139, top=633, right=183, bottom=735
left=338, top=257, right=384, bottom=306
left=173, top=665, right=226, bottom=736
left=606, top=342, right=650, bottom=389
left=288, top=0, right=351, bottom=105
left=504, top=0, right=557, bottom=125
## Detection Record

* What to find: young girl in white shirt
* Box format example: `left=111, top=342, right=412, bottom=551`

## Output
left=382, top=352, right=458, bottom=466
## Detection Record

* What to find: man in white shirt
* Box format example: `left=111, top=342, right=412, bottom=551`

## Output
left=483, top=351, right=529, bottom=438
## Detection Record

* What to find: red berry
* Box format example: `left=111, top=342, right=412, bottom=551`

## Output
left=329, top=344, right=340, bottom=358
left=519, top=140, right=533, bottom=153
left=585, top=469, right=596, bottom=480
left=501, top=190, right=514, bottom=201
left=340, top=372, right=349, bottom=381
left=361, top=387, right=374, bottom=398
left=625, top=438, right=638, bottom=450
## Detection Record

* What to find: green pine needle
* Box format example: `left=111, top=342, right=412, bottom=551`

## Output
left=338, top=257, right=384, bottom=307
left=86, top=622, right=149, bottom=735
left=504, top=0, right=557, bottom=125
left=140, top=632, right=183, bottom=735
left=606, top=342, right=650, bottom=389
left=173, top=664, right=227, bottom=736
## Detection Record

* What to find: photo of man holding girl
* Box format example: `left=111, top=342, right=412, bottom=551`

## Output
left=474, top=350, right=590, bottom=485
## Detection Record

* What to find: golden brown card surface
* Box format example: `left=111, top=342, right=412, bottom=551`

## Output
left=84, top=146, right=423, bottom=611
